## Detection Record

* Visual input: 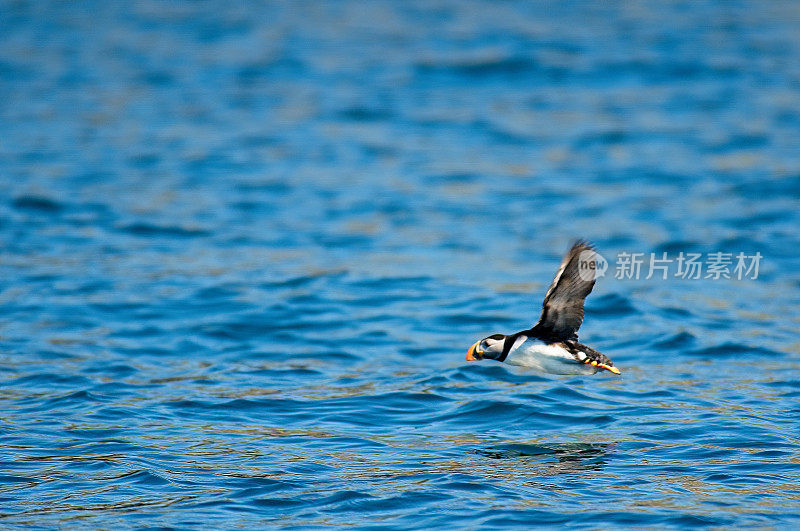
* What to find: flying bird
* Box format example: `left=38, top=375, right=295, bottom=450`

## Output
left=466, top=241, right=619, bottom=375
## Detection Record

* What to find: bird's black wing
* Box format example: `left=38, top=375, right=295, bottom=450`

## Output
left=531, top=241, right=598, bottom=341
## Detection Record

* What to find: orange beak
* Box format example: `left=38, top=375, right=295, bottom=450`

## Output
left=466, top=341, right=481, bottom=361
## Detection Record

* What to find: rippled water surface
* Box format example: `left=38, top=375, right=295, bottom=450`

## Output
left=2, top=1, right=800, bottom=528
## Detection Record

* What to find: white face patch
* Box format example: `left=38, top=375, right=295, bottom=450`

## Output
left=485, top=337, right=502, bottom=349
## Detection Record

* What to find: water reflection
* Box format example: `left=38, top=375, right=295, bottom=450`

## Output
left=473, top=441, right=615, bottom=474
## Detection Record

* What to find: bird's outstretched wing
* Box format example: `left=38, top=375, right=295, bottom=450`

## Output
left=532, top=241, right=599, bottom=341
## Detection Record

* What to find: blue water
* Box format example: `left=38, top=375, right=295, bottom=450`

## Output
left=2, top=1, right=800, bottom=528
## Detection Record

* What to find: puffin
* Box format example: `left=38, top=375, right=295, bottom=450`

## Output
left=466, top=241, right=620, bottom=375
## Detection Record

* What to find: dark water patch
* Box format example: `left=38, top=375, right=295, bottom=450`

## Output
left=81, top=364, right=138, bottom=378
left=436, top=399, right=615, bottom=431
left=687, top=342, right=782, bottom=358
left=453, top=364, right=550, bottom=385
left=334, top=490, right=453, bottom=514
left=657, top=305, right=693, bottom=318
left=312, top=393, right=457, bottom=429
left=477, top=119, right=533, bottom=146
left=260, top=275, right=323, bottom=289
left=423, top=172, right=480, bottom=184
left=652, top=331, right=696, bottom=350
left=193, top=317, right=336, bottom=341
left=546, top=385, right=606, bottom=404
left=605, top=387, right=677, bottom=400
left=474, top=442, right=612, bottom=461
left=415, top=55, right=537, bottom=78
left=726, top=210, right=787, bottom=230
left=586, top=293, right=638, bottom=317
left=87, top=406, right=156, bottom=422
left=436, top=312, right=518, bottom=327
left=336, top=106, right=394, bottom=122
left=242, top=347, right=361, bottom=363
left=127, top=153, right=162, bottom=169
left=655, top=240, right=702, bottom=254
left=236, top=135, right=281, bottom=149
left=705, top=133, right=770, bottom=153
left=136, top=70, right=174, bottom=86
left=399, top=344, right=455, bottom=359
left=477, top=510, right=572, bottom=527
left=299, top=436, right=390, bottom=451
left=41, top=389, right=107, bottom=408
left=118, top=222, right=211, bottom=238
left=193, top=284, right=244, bottom=301
left=236, top=58, right=306, bottom=84
left=348, top=276, right=435, bottom=290
left=712, top=236, right=771, bottom=257
left=7, top=373, right=93, bottom=388
left=574, top=129, right=630, bottom=149
left=749, top=449, right=792, bottom=458
left=596, top=58, right=740, bottom=84
left=120, top=469, right=171, bottom=486
left=312, top=490, right=377, bottom=510
left=12, top=196, right=64, bottom=213
left=763, top=379, right=800, bottom=389
left=633, top=425, right=719, bottom=442
left=0, top=474, right=40, bottom=486
left=61, top=427, right=125, bottom=439
left=730, top=178, right=800, bottom=200
left=108, top=325, right=168, bottom=339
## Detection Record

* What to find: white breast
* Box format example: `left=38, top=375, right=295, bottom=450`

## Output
left=503, top=336, right=597, bottom=375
